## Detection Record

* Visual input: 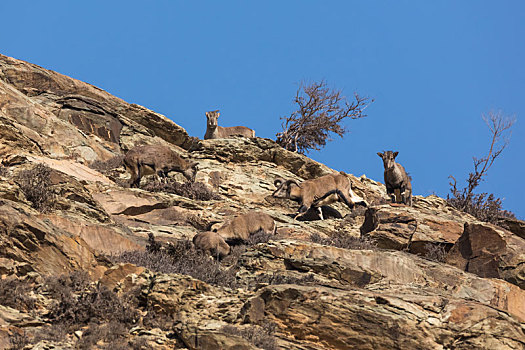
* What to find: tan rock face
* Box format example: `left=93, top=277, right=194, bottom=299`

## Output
left=0, top=199, right=101, bottom=277
left=0, top=53, right=192, bottom=162
left=360, top=197, right=471, bottom=255
left=242, top=284, right=525, bottom=350
left=446, top=222, right=525, bottom=289
left=1, top=53, right=524, bottom=349
left=236, top=240, right=525, bottom=322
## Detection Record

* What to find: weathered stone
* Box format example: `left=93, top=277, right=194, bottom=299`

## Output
left=497, top=217, right=525, bottom=240
left=0, top=52, right=523, bottom=349
left=360, top=198, right=468, bottom=255
left=446, top=222, right=525, bottom=289
left=241, top=284, right=525, bottom=350
left=236, top=240, right=525, bottom=322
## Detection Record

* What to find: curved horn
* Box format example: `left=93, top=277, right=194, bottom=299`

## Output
left=285, top=179, right=300, bottom=187
left=274, top=178, right=284, bottom=188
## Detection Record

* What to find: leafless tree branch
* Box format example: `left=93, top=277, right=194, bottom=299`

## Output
left=447, top=110, right=516, bottom=222
left=276, top=80, right=373, bottom=154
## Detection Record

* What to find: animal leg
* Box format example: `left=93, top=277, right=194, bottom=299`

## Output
left=386, top=187, right=396, bottom=203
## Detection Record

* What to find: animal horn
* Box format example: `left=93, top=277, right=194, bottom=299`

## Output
left=285, top=179, right=300, bottom=187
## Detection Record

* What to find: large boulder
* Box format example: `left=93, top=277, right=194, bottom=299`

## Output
left=360, top=196, right=471, bottom=255
left=446, top=222, right=525, bottom=289
left=241, top=284, right=525, bottom=350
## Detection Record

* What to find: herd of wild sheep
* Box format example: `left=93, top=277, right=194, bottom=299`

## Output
left=123, top=110, right=413, bottom=258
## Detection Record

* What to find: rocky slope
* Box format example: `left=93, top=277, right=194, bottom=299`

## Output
left=0, top=53, right=524, bottom=349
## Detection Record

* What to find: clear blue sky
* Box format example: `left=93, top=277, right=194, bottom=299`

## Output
left=1, top=1, right=523, bottom=218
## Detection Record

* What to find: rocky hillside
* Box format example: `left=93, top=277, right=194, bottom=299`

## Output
left=0, top=53, right=524, bottom=349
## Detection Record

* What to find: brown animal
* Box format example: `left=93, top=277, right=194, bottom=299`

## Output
left=123, top=145, right=198, bottom=188
left=204, top=110, right=255, bottom=139
left=214, top=211, right=276, bottom=243
left=377, top=151, right=412, bottom=206
left=273, top=171, right=368, bottom=220
left=192, top=231, right=231, bottom=259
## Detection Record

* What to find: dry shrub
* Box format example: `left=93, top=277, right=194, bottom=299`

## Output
left=422, top=243, right=448, bottom=263
left=221, top=322, right=277, bottom=350
left=76, top=321, right=129, bottom=350
left=221, top=229, right=274, bottom=266
left=276, top=80, right=372, bottom=154
left=255, top=273, right=316, bottom=287
left=43, top=271, right=139, bottom=334
left=448, top=111, right=516, bottom=224
left=143, top=179, right=219, bottom=201
left=310, top=231, right=377, bottom=250
left=89, top=155, right=129, bottom=187
left=8, top=331, right=30, bottom=350
left=448, top=192, right=515, bottom=224
left=89, top=155, right=124, bottom=173
left=114, top=235, right=238, bottom=289
left=0, top=278, right=36, bottom=312
left=16, top=164, right=56, bottom=212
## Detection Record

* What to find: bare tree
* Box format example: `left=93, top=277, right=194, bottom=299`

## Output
left=448, top=111, right=516, bottom=222
left=276, top=80, right=373, bottom=154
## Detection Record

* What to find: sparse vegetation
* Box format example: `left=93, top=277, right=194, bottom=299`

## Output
left=143, top=178, right=219, bottom=201
left=114, top=234, right=238, bottom=288
left=88, top=155, right=129, bottom=187
left=89, top=155, right=124, bottom=173
left=44, top=271, right=139, bottom=327
left=448, top=111, right=516, bottom=223
left=221, top=322, right=278, bottom=350
left=276, top=80, right=372, bottom=154
left=422, top=243, right=448, bottom=263
left=8, top=332, right=29, bottom=350
left=310, top=231, right=377, bottom=250
left=0, top=278, right=36, bottom=312
left=16, top=163, right=56, bottom=212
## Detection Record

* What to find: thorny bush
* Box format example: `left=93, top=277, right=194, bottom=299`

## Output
left=310, top=231, right=377, bottom=250
left=448, top=111, right=516, bottom=224
left=143, top=178, right=220, bottom=201
left=114, top=234, right=238, bottom=288
left=221, top=322, right=278, bottom=350
left=16, top=163, right=56, bottom=212
left=276, top=80, right=372, bottom=154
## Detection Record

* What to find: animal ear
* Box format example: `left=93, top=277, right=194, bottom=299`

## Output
left=274, top=178, right=283, bottom=188
left=393, top=151, right=399, bottom=158
left=377, top=152, right=383, bottom=158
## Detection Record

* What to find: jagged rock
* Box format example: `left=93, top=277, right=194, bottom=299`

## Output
left=236, top=240, right=525, bottom=322
left=360, top=197, right=471, bottom=254
left=0, top=305, right=43, bottom=327
left=1, top=53, right=524, bottom=349
left=191, top=137, right=334, bottom=180
left=0, top=53, right=193, bottom=161
left=241, top=284, right=525, bottom=350
left=446, top=222, right=525, bottom=289
left=0, top=199, right=104, bottom=278
left=497, top=217, right=525, bottom=240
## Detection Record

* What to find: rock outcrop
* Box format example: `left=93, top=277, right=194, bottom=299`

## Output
left=0, top=53, right=524, bottom=349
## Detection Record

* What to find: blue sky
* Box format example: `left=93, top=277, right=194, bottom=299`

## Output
left=1, top=1, right=523, bottom=218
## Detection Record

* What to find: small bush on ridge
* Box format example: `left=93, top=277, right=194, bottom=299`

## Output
left=16, top=164, right=56, bottom=212
left=143, top=179, right=219, bottom=201
left=310, top=231, right=377, bottom=250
